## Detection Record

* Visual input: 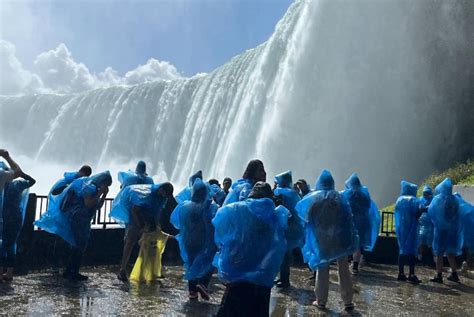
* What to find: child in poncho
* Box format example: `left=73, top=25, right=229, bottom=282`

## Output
left=130, top=220, right=173, bottom=283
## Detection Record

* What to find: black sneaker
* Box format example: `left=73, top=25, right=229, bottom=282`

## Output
left=430, top=275, right=443, bottom=284
left=196, top=284, right=211, bottom=301
left=188, top=291, right=198, bottom=300
left=447, top=273, right=460, bottom=283
left=407, top=275, right=421, bottom=284
left=397, top=273, right=407, bottom=281
left=344, top=304, right=355, bottom=313
left=275, top=280, right=290, bottom=289
left=352, top=267, right=359, bottom=275
left=117, top=270, right=129, bottom=283
left=308, top=272, right=316, bottom=281
left=312, top=301, right=326, bottom=310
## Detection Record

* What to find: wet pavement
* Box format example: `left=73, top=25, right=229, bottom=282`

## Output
left=1, top=263, right=473, bottom=316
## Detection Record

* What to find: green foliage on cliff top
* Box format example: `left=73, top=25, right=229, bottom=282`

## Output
left=381, top=159, right=474, bottom=213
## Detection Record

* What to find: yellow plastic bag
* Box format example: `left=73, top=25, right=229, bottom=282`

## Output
left=130, top=230, right=169, bottom=282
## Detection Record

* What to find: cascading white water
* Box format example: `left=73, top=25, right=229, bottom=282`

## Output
left=0, top=0, right=473, bottom=204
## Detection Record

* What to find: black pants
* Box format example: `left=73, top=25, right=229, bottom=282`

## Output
left=65, top=246, right=83, bottom=275
left=398, top=254, right=416, bottom=275
left=279, top=250, right=292, bottom=284
left=188, top=269, right=213, bottom=292
left=217, top=282, right=271, bottom=317
left=0, top=211, right=22, bottom=267
left=64, top=211, right=91, bottom=275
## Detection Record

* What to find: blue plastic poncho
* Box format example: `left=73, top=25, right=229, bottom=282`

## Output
left=296, top=170, right=359, bottom=270
left=110, top=183, right=167, bottom=225
left=210, top=184, right=226, bottom=206
left=212, top=198, right=288, bottom=288
left=341, top=173, right=380, bottom=252
left=35, top=171, right=111, bottom=247
left=455, top=193, right=474, bottom=252
left=274, top=171, right=304, bottom=250
left=428, top=178, right=463, bottom=256
left=394, top=181, right=420, bottom=255
left=1, top=179, right=31, bottom=253
left=118, top=170, right=154, bottom=188
left=418, top=185, right=434, bottom=247
left=49, top=171, right=80, bottom=199
left=175, top=170, right=203, bottom=204
left=171, top=179, right=218, bottom=280
left=222, top=178, right=253, bottom=206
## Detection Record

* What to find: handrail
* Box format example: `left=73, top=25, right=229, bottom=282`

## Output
left=35, top=195, right=119, bottom=229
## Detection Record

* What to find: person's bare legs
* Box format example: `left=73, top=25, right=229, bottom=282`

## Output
left=120, top=207, right=143, bottom=273
left=436, top=256, right=443, bottom=274
left=120, top=239, right=134, bottom=273
left=352, top=249, right=362, bottom=273
left=446, top=254, right=460, bottom=282
left=430, top=255, right=445, bottom=283
left=447, top=255, right=457, bottom=273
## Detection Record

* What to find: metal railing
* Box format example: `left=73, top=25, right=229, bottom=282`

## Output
left=35, top=194, right=397, bottom=235
left=380, top=211, right=395, bottom=236
left=35, top=195, right=119, bottom=229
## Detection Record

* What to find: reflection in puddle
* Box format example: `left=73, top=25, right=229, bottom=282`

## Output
left=1, top=265, right=473, bottom=316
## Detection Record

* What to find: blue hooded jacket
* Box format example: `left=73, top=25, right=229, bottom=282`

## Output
left=341, top=173, right=380, bottom=251
left=35, top=171, right=112, bottom=248
left=394, top=180, right=420, bottom=255
left=296, top=170, right=359, bottom=269
left=110, top=183, right=168, bottom=225
left=428, top=178, right=463, bottom=256
left=418, top=185, right=434, bottom=247
left=212, top=198, right=288, bottom=287
left=171, top=178, right=218, bottom=280
left=221, top=178, right=254, bottom=206
left=274, top=171, right=304, bottom=250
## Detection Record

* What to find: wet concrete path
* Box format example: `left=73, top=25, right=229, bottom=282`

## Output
left=1, top=264, right=473, bottom=316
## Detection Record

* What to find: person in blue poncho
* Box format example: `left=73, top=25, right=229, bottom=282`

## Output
left=295, top=170, right=358, bottom=312
left=222, top=177, right=232, bottom=196
left=418, top=185, right=435, bottom=266
left=47, top=165, right=92, bottom=273
left=36, top=171, right=112, bottom=281
left=111, top=182, right=174, bottom=282
left=428, top=178, right=462, bottom=283
left=118, top=161, right=154, bottom=189
left=0, top=166, right=35, bottom=282
left=455, top=193, right=474, bottom=273
left=175, top=170, right=203, bottom=204
left=295, top=179, right=311, bottom=197
left=273, top=170, right=303, bottom=289
left=213, top=182, right=288, bottom=317
left=342, top=173, right=381, bottom=274
left=49, top=165, right=92, bottom=196
left=208, top=179, right=226, bottom=207
left=394, top=181, right=423, bottom=284
left=171, top=178, right=217, bottom=301
left=222, top=159, right=266, bottom=206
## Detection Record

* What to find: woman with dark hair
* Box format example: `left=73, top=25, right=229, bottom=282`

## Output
left=222, top=159, right=266, bottom=206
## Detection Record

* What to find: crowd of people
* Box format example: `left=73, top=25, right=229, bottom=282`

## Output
left=0, top=148, right=473, bottom=316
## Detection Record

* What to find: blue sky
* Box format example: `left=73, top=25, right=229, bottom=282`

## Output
left=1, top=0, right=293, bottom=76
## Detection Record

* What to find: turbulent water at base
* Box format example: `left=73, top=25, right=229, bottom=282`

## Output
left=0, top=0, right=473, bottom=204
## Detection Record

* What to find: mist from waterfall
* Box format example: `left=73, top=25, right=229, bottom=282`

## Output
left=0, top=0, right=473, bottom=204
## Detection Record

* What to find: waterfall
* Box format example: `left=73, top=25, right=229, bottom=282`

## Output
left=0, top=0, right=473, bottom=204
